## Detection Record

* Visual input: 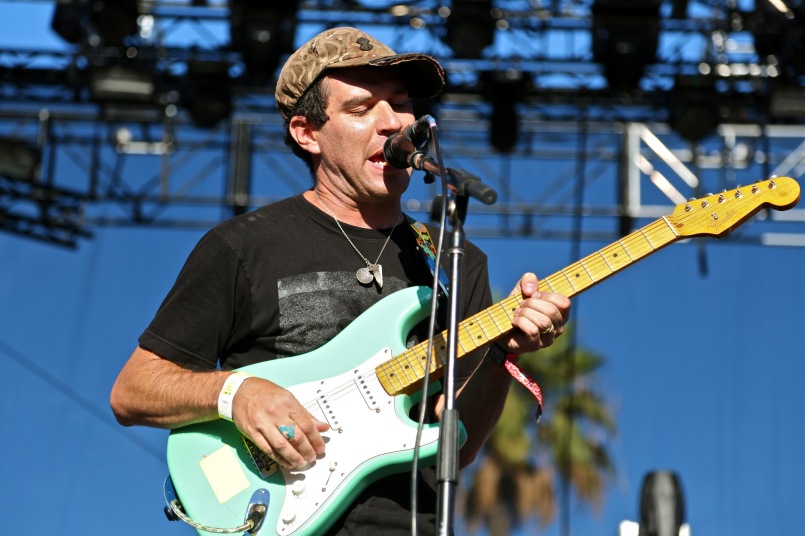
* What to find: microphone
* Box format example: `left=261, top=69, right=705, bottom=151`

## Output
left=383, top=115, right=434, bottom=169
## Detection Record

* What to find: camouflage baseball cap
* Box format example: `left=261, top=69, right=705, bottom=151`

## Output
left=275, top=27, right=445, bottom=121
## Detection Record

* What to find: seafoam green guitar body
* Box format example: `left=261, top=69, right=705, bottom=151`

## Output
left=166, top=286, right=462, bottom=536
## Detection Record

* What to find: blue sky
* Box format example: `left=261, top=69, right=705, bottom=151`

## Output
left=1, top=3, right=804, bottom=536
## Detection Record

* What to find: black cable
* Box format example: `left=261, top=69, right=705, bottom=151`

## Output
left=560, top=107, right=589, bottom=536
left=410, top=119, right=449, bottom=536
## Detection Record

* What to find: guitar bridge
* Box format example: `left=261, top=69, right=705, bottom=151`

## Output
left=243, top=436, right=279, bottom=479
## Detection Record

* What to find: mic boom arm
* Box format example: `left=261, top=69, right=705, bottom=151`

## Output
left=383, top=115, right=498, bottom=205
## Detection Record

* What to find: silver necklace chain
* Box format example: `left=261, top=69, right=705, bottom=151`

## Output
left=313, top=190, right=401, bottom=287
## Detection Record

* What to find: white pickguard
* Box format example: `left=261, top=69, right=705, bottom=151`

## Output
left=274, top=347, right=440, bottom=535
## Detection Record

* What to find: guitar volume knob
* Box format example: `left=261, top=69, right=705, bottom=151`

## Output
left=291, top=480, right=306, bottom=496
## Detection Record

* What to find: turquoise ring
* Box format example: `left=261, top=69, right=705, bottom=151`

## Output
left=278, top=423, right=296, bottom=441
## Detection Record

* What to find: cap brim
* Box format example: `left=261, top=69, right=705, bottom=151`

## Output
left=370, top=53, right=445, bottom=100
left=329, top=53, right=445, bottom=100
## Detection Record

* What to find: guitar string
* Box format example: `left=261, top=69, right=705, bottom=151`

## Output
left=269, top=189, right=776, bottom=479
left=422, top=187, right=770, bottom=381
left=541, top=209, right=699, bottom=297
left=441, top=189, right=767, bottom=374
left=294, top=342, right=450, bottom=416
left=251, top=190, right=768, bottom=452
left=398, top=195, right=739, bottom=383
left=546, top=218, right=668, bottom=295
left=292, top=334, right=449, bottom=414
left=555, top=190, right=750, bottom=294
left=291, top=336, right=454, bottom=406
left=311, top=235, right=699, bottom=409
left=294, top=186, right=770, bottom=412
left=373, top=220, right=681, bottom=391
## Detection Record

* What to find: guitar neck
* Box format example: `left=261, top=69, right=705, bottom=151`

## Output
left=377, top=176, right=800, bottom=395
left=377, top=216, right=681, bottom=396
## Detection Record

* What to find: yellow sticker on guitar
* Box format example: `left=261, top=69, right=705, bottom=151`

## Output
left=198, top=446, right=250, bottom=504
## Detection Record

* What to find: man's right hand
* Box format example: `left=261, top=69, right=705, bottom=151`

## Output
left=231, top=377, right=330, bottom=469
left=110, top=347, right=329, bottom=470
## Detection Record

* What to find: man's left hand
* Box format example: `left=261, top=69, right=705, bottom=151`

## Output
left=498, top=272, right=571, bottom=354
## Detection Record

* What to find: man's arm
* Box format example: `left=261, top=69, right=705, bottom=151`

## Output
left=441, top=351, right=513, bottom=468
left=110, top=347, right=329, bottom=469
left=110, top=346, right=224, bottom=428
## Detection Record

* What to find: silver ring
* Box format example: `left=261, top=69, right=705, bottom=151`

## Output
left=278, top=423, right=296, bottom=441
left=541, top=324, right=555, bottom=336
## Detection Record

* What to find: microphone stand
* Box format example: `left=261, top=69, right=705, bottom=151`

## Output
left=434, top=175, right=466, bottom=536
left=408, top=149, right=497, bottom=536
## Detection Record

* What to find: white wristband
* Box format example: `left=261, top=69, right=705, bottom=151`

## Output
left=217, top=372, right=252, bottom=421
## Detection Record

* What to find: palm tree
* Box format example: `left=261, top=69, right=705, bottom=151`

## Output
left=460, top=324, right=617, bottom=535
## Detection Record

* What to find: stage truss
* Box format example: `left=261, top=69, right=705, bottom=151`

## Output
left=0, top=0, right=802, bottom=247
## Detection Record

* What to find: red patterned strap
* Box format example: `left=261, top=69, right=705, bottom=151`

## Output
left=486, top=343, right=543, bottom=422
left=503, top=357, right=543, bottom=422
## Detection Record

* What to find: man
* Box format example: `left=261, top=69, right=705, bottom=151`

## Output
left=110, top=27, right=570, bottom=534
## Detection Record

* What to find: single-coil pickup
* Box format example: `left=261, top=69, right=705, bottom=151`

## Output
left=355, top=375, right=381, bottom=411
left=317, top=395, right=342, bottom=431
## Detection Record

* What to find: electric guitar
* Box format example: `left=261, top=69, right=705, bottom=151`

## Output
left=165, top=177, right=800, bottom=536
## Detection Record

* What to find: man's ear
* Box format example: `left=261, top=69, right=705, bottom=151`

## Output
left=288, top=116, right=321, bottom=156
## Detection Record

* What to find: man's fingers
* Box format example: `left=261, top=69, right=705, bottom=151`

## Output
left=511, top=272, right=539, bottom=297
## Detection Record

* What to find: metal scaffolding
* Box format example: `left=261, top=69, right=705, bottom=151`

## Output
left=1, top=0, right=803, bottom=247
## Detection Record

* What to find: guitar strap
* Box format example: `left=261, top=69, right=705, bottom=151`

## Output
left=406, top=216, right=450, bottom=298
left=406, top=217, right=543, bottom=421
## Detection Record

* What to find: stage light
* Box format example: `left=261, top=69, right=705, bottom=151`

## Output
left=229, top=2, right=298, bottom=84
left=88, top=0, right=140, bottom=47
left=444, top=0, right=495, bottom=59
left=769, top=85, right=805, bottom=118
left=50, top=0, right=87, bottom=45
left=751, top=3, right=788, bottom=61
left=670, top=0, right=689, bottom=19
left=0, top=139, right=41, bottom=183
left=751, top=1, right=805, bottom=80
left=591, top=0, right=661, bottom=92
left=481, top=70, right=530, bottom=153
left=184, top=61, right=232, bottom=129
left=668, top=75, right=720, bottom=143
left=89, top=66, right=155, bottom=103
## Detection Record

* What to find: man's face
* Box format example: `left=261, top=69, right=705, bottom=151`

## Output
left=312, top=67, right=416, bottom=204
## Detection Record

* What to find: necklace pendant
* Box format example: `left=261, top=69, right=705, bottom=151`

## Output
left=356, top=266, right=374, bottom=285
left=368, top=264, right=383, bottom=288
left=315, top=190, right=400, bottom=290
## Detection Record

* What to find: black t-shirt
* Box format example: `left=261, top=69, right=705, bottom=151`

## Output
left=139, top=193, right=493, bottom=534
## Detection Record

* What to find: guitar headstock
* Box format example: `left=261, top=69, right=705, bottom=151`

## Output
left=666, top=177, right=801, bottom=238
